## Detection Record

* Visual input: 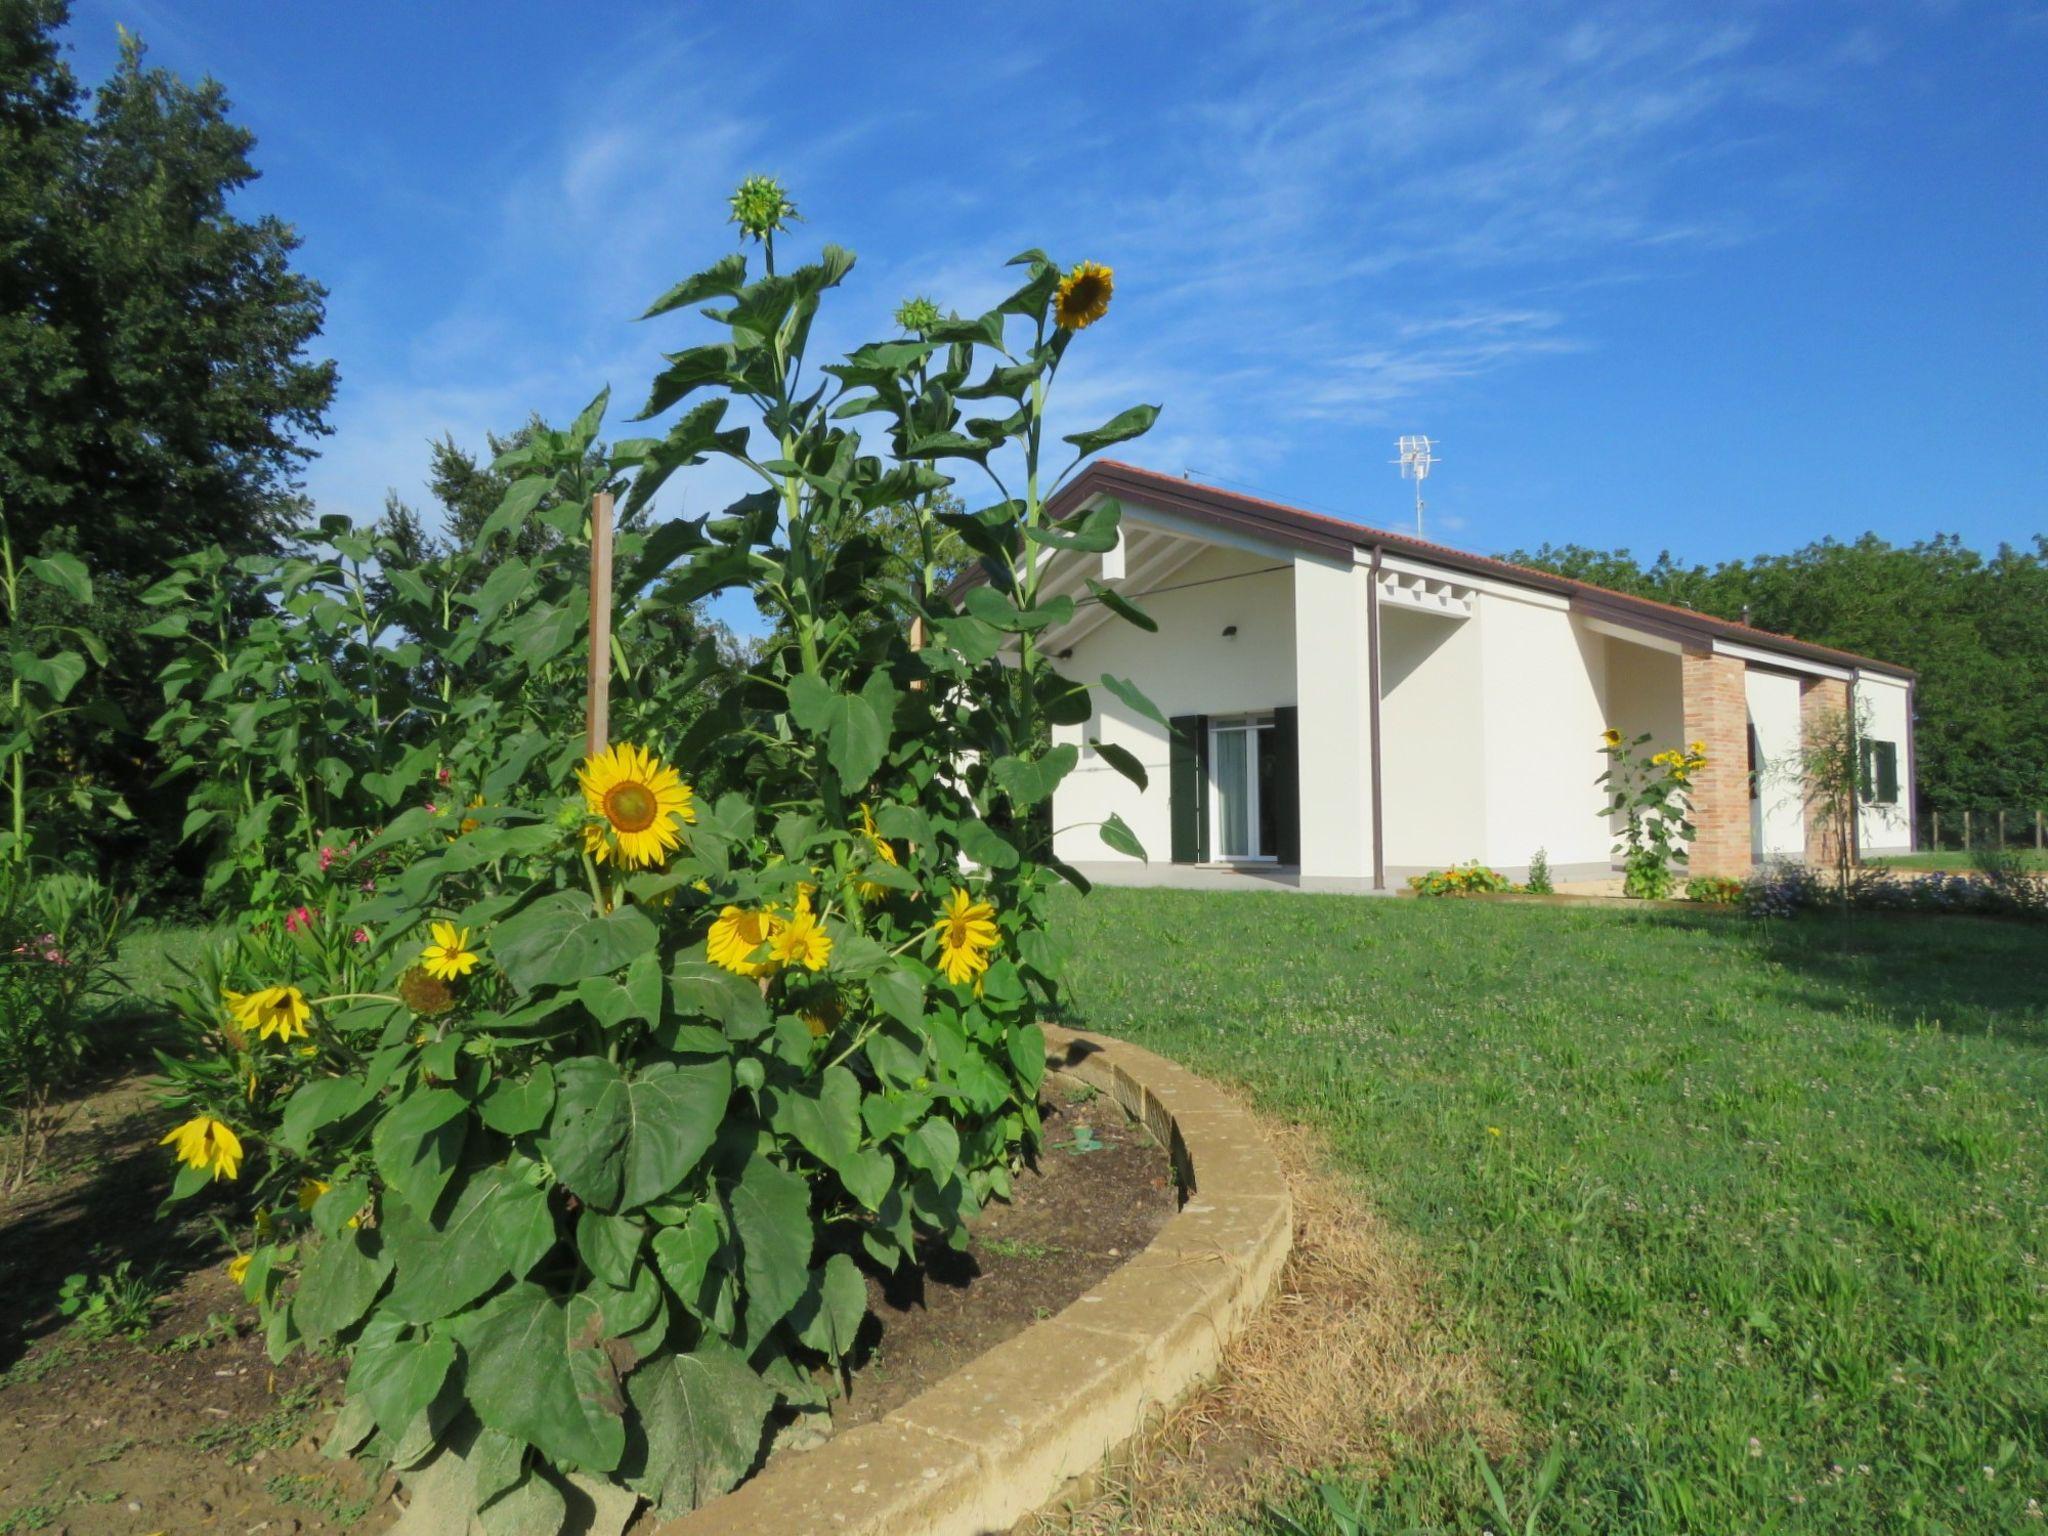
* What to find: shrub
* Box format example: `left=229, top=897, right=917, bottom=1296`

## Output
left=150, top=197, right=1166, bottom=1523
left=1, top=864, right=129, bottom=1189
left=1409, top=863, right=1519, bottom=897
left=1524, top=848, right=1554, bottom=895
left=1683, top=875, right=1745, bottom=905
left=1596, top=730, right=1706, bottom=900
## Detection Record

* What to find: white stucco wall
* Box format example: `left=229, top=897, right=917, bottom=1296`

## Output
left=1294, top=554, right=1376, bottom=887
left=1377, top=605, right=1485, bottom=868
left=1048, top=544, right=1297, bottom=867
left=1857, top=673, right=1913, bottom=853
left=1745, top=669, right=1806, bottom=859
left=1472, top=592, right=1613, bottom=871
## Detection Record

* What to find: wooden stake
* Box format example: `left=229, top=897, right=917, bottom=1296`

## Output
left=585, top=491, right=614, bottom=759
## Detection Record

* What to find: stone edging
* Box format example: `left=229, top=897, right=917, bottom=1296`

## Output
left=664, top=1026, right=1293, bottom=1536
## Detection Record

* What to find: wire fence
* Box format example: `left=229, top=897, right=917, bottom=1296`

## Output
left=1918, top=807, right=2048, bottom=853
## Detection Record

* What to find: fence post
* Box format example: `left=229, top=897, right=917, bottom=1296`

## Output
left=1931, top=810, right=1940, bottom=850
left=1998, top=809, right=2007, bottom=849
left=2037, top=809, right=2044, bottom=851
left=585, top=490, right=614, bottom=759
left=1963, top=809, right=1972, bottom=849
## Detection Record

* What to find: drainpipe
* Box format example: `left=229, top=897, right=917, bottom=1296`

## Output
left=1368, top=545, right=1386, bottom=891
left=1847, top=669, right=1862, bottom=866
left=1904, top=676, right=1919, bottom=853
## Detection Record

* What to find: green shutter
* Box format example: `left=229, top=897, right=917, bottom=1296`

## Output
left=1168, top=714, right=1208, bottom=864
left=1875, top=740, right=1899, bottom=806
left=1270, top=707, right=1301, bottom=866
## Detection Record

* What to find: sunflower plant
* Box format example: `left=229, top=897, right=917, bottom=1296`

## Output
left=1597, top=728, right=1708, bottom=899
left=150, top=186, right=1162, bottom=1528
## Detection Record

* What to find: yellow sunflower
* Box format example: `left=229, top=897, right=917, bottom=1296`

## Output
left=298, top=1177, right=330, bottom=1212
left=226, top=985, right=312, bottom=1043
left=161, top=1115, right=243, bottom=1181
left=854, top=804, right=900, bottom=903
left=933, top=887, right=1000, bottom=986
left=769, top=902, right=833, bottom=973
left=227, top=1253, right=252, bottom=1286
left=1054, top=260, right=1114, bottom=330
left=419, top=920, right=480, bottom=981
left=1601, top=728, right=1624, bottom=748
left=577, top=742, right=697, bottom=869
left=707, top=904, right=783, bottom=977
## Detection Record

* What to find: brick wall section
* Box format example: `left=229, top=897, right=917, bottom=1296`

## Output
left=1800, top=676, right=1852, bottom=867
left=1680, top=649, right=1752, bottom=879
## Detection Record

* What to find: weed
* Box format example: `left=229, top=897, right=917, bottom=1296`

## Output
left=981, top=1235, right=1056, bottom=1261
left=263, top=1470, right=373, bottom=1527
left=189, top=1382, right=323, bottom=1460
left=55, top=1260, right=162, bottom=1341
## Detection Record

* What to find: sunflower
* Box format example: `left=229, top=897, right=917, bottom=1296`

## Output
left=1601, top=728, right=1624, bottom=748
left=933, top=887, right=1000, bottom=986
left=854, top=804, right=900, bottom=903
left=1053, top=260, right=1113, bottom=330
left=420, top=920, right=480, bottom=981
left=227, top=985, right=312, bottom=1043
left=161, top=1115, right=243, bottom=1181
left=397, top=965, right=457, bottom=1017
left=578, top=742, right=696, bottom=869
left=227, top=1253, right=252, bottom=1286
left=769, top=901, right=833, bottom=973
left=707, top=905, right=783, bottom=977
left=298, top=1177, right=330, bottom=1212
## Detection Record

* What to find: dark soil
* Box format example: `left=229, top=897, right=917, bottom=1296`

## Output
left=831, top=1071, right=1177, bottom=1430
left=0, top=1070, right=1175, bottom=1535
left=0, top=1075, right=367, bottom=1536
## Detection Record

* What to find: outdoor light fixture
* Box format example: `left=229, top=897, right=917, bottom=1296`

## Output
left=1221, top=624, right=1238, bottom=639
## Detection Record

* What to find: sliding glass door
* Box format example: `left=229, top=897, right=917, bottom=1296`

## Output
left=1209, top=715, right=1278, bottom=860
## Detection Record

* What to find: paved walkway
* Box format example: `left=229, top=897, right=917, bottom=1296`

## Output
left=1060, top=862, right=1397, bottom=895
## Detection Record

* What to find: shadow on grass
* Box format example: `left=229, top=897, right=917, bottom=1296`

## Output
left=1635, top=905, right=2048, bottom=1048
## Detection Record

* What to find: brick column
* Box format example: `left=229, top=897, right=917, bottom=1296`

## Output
left=1799, top=676, right=1851, bottom=868
left=1680, top=649, right=1752, bottom=879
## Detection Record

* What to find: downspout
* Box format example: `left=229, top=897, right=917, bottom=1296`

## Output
left=1904, top=676, right=1919, bottom=853
left=1847, top=670, right=1862, bottom=866
left=1368, top=545, right=1386, bottom=891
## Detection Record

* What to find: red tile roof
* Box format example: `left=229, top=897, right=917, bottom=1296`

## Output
left=1047, top=461, right=1913, bottom=680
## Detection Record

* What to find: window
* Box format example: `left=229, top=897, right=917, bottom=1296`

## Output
left=1209, top=714, right=1278, bottom=860
left=1860, top=739, right=1900, bottom=806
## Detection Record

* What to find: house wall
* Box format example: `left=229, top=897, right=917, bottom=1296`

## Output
left=1745, top=668, right=1806, bottom=860
left=1378, top=605, right=1485, bottom=869
left=1048, top=544, right=1296, bottom=867
left=1294, top=554, right=1376, bottom=888
left=1857, top=672, right=1913, bottom=853
left=1471, top=591, right=1613, bottom=871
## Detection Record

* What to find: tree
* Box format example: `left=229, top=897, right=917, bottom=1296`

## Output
left=0, top=2, right=335, bottom=889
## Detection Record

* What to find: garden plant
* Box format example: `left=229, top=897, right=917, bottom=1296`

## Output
left=148, top=185, right=1165, bottom=1526
left=1596, top=729, right=1707, bottom=899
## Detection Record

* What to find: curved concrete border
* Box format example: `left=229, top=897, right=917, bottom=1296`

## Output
left=667, top=1026, right=1292, bottom=1536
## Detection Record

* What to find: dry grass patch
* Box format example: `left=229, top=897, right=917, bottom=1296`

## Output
left=1027, top=1119, right=1516, bottom=1535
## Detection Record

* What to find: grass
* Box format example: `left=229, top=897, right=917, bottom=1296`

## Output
left=1868, top=848, right=2048, bottom=874
left=1052, top=890, right=2048, bottom=1534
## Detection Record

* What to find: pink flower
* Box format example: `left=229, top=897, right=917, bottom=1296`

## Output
left=319, top=845, right=336, bottom=872
left=352, top=927, right=370, bottom=945
left=359, top=879, right=376, bottom=894
left=424, top=801, right=439, bottom=815
left=42, top=947, right=65, bottom=965
left=437, top=766, right=451, bottom=785
left=285, top=905, right=314, bottom=933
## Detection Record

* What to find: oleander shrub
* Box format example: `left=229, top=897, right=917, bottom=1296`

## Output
left=151, top=192, right=1165, bottom=1525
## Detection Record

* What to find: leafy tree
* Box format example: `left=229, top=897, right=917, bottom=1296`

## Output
left=1508, top=534, right=2048, bottom=819
left=0, top=2, right=335, bottom=892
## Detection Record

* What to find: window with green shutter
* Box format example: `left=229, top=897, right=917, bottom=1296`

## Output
left=1860, top=739, right=1900, bottom=805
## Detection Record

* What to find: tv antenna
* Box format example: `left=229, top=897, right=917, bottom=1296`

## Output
left=1392, top=435, right=1438, bottom=537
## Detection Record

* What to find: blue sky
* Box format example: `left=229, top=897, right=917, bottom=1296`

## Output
left=60, top=0, right=2048, bottom=606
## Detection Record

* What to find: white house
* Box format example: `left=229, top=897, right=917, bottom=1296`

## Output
left=1031, top=462, right=1916, bottom=892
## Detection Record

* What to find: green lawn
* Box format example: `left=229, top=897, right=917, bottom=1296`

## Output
left=1053, top=890, right=2048, bottom=1534
left=1868, top=848, right=2048, bottom=874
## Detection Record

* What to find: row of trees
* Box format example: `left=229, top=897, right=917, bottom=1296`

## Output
left=1510, top=534, right=2048, bottom=816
